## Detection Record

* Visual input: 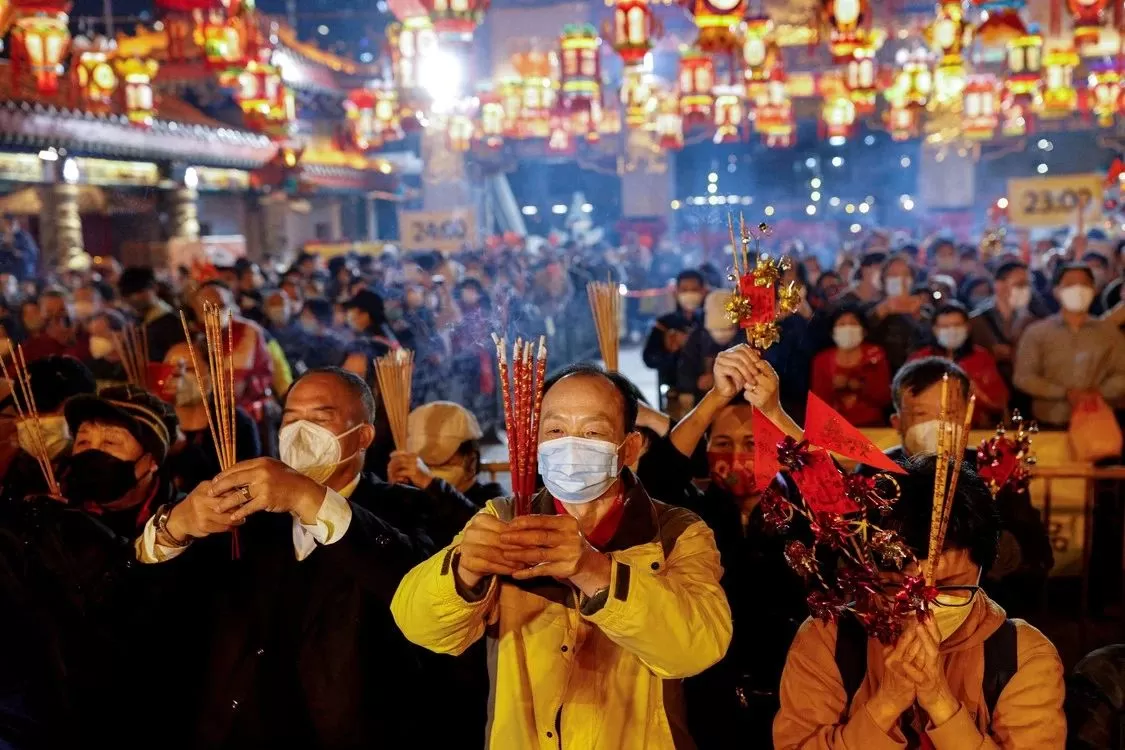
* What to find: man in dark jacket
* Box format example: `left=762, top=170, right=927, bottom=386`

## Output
left=118, top=266, right=185, bottom=362
left=135, top=367, right=458, bottom=748
left=643, top=269, right=707, bottom=413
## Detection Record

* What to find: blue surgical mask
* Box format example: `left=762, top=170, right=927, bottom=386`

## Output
left=538, top=436, right=621, bottom=504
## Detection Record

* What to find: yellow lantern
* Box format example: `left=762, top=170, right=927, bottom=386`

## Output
left=114, top=57, right=160, bottom=128
left=742, top=15, right=778, bottom=89
left=447, top=112, right=474, bottom=153
left=1005, top=31, right=1043, bottom=103
left=1087, top=62, right=1121, bottom=127
left=513, top=51, right=555, bottom=139
left=712, top=85, right=744, bottom=144
left=962, top=74, right=999, bottom=139
left=71, top=35, right=118, bottom=111
left=845, top=44, right=877, bottom=115
left=755, top=65, right=793, bottom=147
left=476, top=92, right=505, bottom=149
left=10, top=1, right=72, bottom=95
left=822, top=95, right=856, bottom=143
left=1039, top=44, right=1079, bottom=119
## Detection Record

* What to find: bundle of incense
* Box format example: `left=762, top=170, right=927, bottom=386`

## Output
left=586, top=280, right=620, bottom=372
left=373, top=348, right=414, bottom=450
left=180, top=305, right=241, bottom=557
left=492, top=333, right=547, bottom=516
left=113, top=323, right=149, bottom=387
left=924, top=374, right=977, bottom=584
left=0, top=345, right=61, bottom=497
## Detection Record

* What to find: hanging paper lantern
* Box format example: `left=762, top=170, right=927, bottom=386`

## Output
left=497, top=76, right=523, bottom=137
left=1066, top=0, right=1111, bottom=50
left=621, top=66, right=654, bottom=128
left=387, top=16, right=438, bottom=95
left=344, top=90, right=380, bottom=151
left=678, top=50, right=715, bottom=129
left=9, top=0, right=72, bottom=95
left=930, top=0, right=970, bottom=104
left=655, top=90, right=684, bottom=150
left=1005, top=30, right=1043, bottom=103
left=1039, top=44, right=1079, bottom=118
left=476, top=91, right=506, bottom=149
left=559, top=24, right=601, bottom=112
left=822, top=95, right=856, bottom=143
left=546, top=103, right=575, bottom=154
left=71, top=35, right=118, bottom=111
left=712, top=85, right=744, bottom=144
left=1087, top=60, right=1121, bottom=127
left=447, top=112, right=475, bottom=152
left=683, top=0, right=747, bottom=56
left=605, top=0, right=660, bottom=67
left=971, top=0, right=1028, bottom=48
left=891, top=50, right=932, bottom=108
left=962, top=75, right=1000, bottom=139
left=823, top=0, right=868, bottom=64
left=203, top=10, right=247, bottom=70
left=114, top=57, right=160, bottom=128
left=387, top=0, right=427, bottom=20
left=884, top=103, right=919, bottom=141
left=845, top=44, right=877, bottom=115
left=756, top=64, right=793, bottom=148
left=513, top=51, right=555, bottom=139
left=419, top=0, right=490, bottom=39
left=743, top=14, right=779, bottom=100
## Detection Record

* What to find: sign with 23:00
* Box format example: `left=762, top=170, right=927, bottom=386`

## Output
left=399, top=210, right=476, bottom=252
left=1006, top=173, right=1104, bottom=229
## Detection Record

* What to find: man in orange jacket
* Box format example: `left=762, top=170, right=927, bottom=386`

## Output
left=774, top=454, right=1065, bottom=750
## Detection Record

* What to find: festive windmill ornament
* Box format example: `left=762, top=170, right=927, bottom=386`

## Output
left=977, top=411, right=1038, bottom=496
left=724, top=216, right=802, bottom=350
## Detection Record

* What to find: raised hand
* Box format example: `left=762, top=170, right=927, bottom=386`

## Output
left=455, top=513, right=523, bottom=589
left=499, top=514, right=612, bottom=597
left=209, top=457, right=329, bottom=525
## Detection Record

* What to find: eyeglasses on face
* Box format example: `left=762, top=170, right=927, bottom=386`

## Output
left=879, top=583, right=980, bottom=608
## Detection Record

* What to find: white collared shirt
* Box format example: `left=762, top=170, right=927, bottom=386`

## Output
left=137, top=474, right=359, bottom=564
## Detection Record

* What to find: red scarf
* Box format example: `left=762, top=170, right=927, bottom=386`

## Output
left=553, top=493, right=625, bottom=549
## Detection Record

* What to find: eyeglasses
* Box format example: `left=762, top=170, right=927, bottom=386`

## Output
left=879, top=583, right=980, bottom=608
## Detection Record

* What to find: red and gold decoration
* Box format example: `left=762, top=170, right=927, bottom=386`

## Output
left=476, top=91, right=505, bottom=149
left=228, top=53, right=294, bottom=138
left=742, top=14, right=778, bottom=98
left=512, top=51, right=555, bottom=139
left=712, top=84, right=744, bottom=144
left=1066, top=0, right=1111, bottom=50
left=753, top=394, right=912, bottom=643
left=419, top=0, right=489, bottom=38
left=559, top=24, right=602, bottom=112
left=605, top=0, right=661, bottom=67
left=9, top=0, right=73, bottom=95
left=821, top=94, right=856, bottom=142
left=683, top=0, right=747, bottom=56
left=1040, top=43, right=1079, bottom=118
left=492, top=334, right=548, bottom=517
left=822, top=0, right=869, bottom=64
left=678, top=49, right=715, bottom=129
left=344, top=88, right=403, bottom=151
left=114, top=56, right=160, bottom=128
left=844, top=43, right=878, bottom=115
left=962, top=74, right=1000, bottom=139
left=971, top=0, right=1028, bottom=47
left=929, top=0, right=971, bottom=104
left=977, top=411, right=1037, bottom=497
left=755, top=64, right=794, bottom=148
left=1086, top=59, right=1121, bottom=127
left=656, top=89, right=685, bottom=150
left=71, top=35, right=118, bottom=111
left=724, top=217, right=801, bottom=350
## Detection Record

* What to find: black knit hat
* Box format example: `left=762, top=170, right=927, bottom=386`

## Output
left=64, top=384, right=177, bottom=463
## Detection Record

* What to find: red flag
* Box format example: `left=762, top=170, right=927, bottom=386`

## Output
left=792, top=449, right=861, bottom=515
left=752, top=407, right=785, bottom=491
left=804, top=392, right=906, bottom=475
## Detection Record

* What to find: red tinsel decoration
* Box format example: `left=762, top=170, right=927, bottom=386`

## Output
left=807, top=590, right=848, bottom=624
left=783, top=540, right=819, bottom=579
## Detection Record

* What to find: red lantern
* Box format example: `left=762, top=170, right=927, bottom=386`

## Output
left=9, top=0, right=73, bottom=95
left=418, top=0, right=490, bottom=39
left=845, top=44, right=877, bottom=115
left=656, top=90, right=684, bottom=150
left=712, top=85, right=744, bottom=144
left=755, top=64, right=793, bottom=147
left=1087, top=60, right=1121, bottom=127
left=513, top=51, right=555, bottom=139
left=823, top=0, right=867, bottom=64
left=821, top=95, right=856, bottom=143
left=605, top=0, right=661, bottom=67
left=115, top=57, right=160, bottom=128
left=344, top=90, right=381, bottom=151
left=884, top=103, right=919, bottom=141
left=476, top=92, right=505, bottom=149
left=962, top=75, right=1000, bottom=139
left=683, top=0, right=747, bottom=56
left=546, top=104, right=575, bottom=155
left=1067, top=0, right=1111, bottom=49
left=678, top=50, right=715, bottom=130
left=559, top=24, right=601, bottom=112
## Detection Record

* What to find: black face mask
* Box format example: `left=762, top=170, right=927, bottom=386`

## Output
left=63, top=450, right=139, bottom=505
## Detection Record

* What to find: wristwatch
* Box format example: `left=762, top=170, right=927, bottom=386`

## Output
left=153, top=503, right=191, bottom=548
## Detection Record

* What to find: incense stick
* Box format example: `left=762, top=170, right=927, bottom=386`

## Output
left=113, top=323, right=148, bottom=388
left=493, top=333, right=548, bottom=515
left=374, top=348, right=414, bottom=450
left=924, top=375, right=978, bottom=583
left=586, top=280, right=620, bottom=372
left=0, top=345, right=61, bottom=496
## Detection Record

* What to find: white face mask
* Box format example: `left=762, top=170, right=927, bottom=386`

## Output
left=17, top=415, right=71, bottom=461
left=1008, top=285, right=1032, bottom=310
left=935, top=326, right=969, bottom=351
left=884, top=277, right=909, bottom=298
left=932, top=590, right=976, bottom=641
left=279, top=421, right=364, bottom=484
left=903, top=419, right=962, bottom=456
left=538, top=436, right=620, bottom=504
left=832, top=324, right=864, bottom=350
left=1058, top=285, right=1095, bottom=313
left=707, top=327, right=737, bottom=345
left=89, top=335, right=115, bottom=360
left=677, top=291, right=704, bottom=312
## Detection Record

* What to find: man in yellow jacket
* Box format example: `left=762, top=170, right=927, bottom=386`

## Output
left=392, top=362, right=734, bottom=749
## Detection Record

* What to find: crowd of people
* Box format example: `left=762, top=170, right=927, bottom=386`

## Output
left=0, top=226, right=1122, bottom=749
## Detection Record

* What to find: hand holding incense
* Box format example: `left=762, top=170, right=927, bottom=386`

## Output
left=0, top=345, right=61, bottom=497
left=493, top=334, right=548, bottom=516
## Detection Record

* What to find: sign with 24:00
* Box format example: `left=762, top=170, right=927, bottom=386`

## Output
left=399, top=210, right=476, bottom=252
left=1006, top=173, right=1103, bottom=229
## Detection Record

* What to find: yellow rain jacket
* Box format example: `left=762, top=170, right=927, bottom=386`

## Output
left=391, top=473, right=732, bottom=750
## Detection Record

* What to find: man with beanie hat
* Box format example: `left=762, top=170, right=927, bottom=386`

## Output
left=61, top=384, right=180, bottom=538
left=0, top=354, right=96, bottom=504
left=118, top=266, right=184, bottom=361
